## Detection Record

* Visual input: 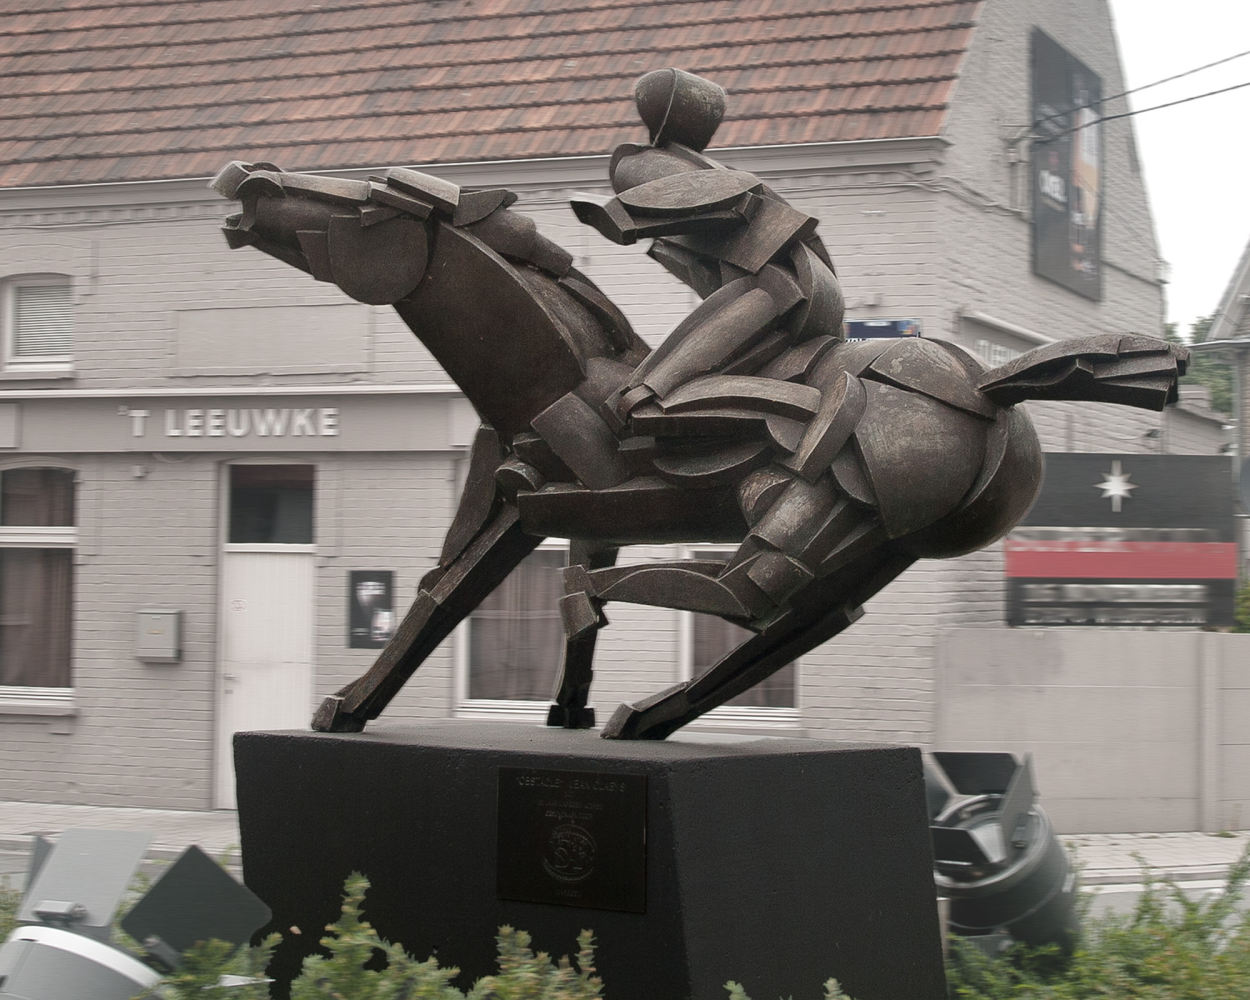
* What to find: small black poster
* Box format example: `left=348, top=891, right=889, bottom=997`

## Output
left=348, top=570, right=395, bottom=648
left=497, top=767, right=646, bottom=913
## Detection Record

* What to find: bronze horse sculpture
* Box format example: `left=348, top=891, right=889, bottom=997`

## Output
left=211, top=69, right=1187, bottom=741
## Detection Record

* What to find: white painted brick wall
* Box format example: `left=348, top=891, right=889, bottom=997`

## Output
left=0, top=455, right=220, bottom=808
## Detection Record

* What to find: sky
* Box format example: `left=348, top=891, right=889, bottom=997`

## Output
left=1106, top=0, right=1250, bottom=337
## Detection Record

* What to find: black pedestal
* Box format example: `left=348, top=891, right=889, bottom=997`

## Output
left=234, top=724, right=945, bottom=1000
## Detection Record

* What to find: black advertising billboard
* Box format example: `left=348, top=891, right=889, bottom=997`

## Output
left=1006, top=454, right=1237, bottom=626
left=1031, top=29, right=1102, bottom=300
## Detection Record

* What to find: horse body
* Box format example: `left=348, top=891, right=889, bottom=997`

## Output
left=211, top=158, right=1184, bottom=740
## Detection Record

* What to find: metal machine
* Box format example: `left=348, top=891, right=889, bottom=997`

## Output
left=927, top=752, right=1079, bottom=954
left=0, top=829, right=270, bottom=1000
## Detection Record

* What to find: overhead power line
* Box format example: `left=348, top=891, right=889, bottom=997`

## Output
left=1030, top=46, right=1250, bottom=133
left=1034, top=78, right=1250, bottom=142
left=1094, top=79, right=1250, bottom=126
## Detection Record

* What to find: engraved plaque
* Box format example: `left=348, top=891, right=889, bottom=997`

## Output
left=497, top=766, right=646, bottom=913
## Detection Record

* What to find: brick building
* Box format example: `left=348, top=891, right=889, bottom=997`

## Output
left=0, top=0, right=1222, bottom=810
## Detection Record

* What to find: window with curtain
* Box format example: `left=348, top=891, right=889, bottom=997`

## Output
left=468, top=548, right=567, bottom=701
left=0, top=468, right=75, bottom=688
left=3, top=276, right=73, bottom=366
left=689, top=549, right=796, bottom=708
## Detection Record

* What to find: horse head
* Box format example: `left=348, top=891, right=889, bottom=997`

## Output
left=211, top=161, right=647, bottom=446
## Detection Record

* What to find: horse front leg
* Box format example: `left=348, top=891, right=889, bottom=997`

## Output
left=313, top=428, right=542, bottom=732
left=546, top=541, right=619, bottom=729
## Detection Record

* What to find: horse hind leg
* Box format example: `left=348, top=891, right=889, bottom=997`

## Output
left=601, top=549, right=915, bottom=741
left=600, top=601, right=862, bottom=740
left=546, top=541, right=619, bottom=729
left=599, top=475, right=910, bottom=740
left=313, top=428, right=542, bottom=732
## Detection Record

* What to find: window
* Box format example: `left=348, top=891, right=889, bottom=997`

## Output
left=974, top=339, right=1024, bottom=367
left=0, top=468, right=75, bottom=689
left=3, top=276, right=72, bottom=369
left=229, top=465, right=314, bottom=544
left=466, top=547, right=567, bottom=702
left=684, top=548, right=798, bottom=715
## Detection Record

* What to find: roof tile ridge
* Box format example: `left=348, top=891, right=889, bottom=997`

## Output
left=0, top=19, right=979, bottom=83
left=0, top=100, right=943, bottom=174
left=0, top=120, right=632, bottom=172
left=0, top=65, right=965, bottom=137
left=0, top=48, right=965, bottom=112
left=3, top=0, right=974, bottom=37
left=0, top=51, right=965, bottom=121
left=0, top=0, right=607, bottom=38
left=0, top=46, right=969, bottom=104
left=0, top=0, right=980, bottom=58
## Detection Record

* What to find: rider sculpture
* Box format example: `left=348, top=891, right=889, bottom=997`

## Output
left=209, top=69, right=1188, bottom=740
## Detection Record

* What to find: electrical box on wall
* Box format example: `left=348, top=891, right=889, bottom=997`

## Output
left=136, top=609, right=182, bottom=663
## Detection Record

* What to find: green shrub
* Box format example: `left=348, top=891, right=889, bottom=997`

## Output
left=286, top=872, right=603, bottom=999
left=1233, top=580, right=1250, bottom=633
left=0, top=874, right=19, bottom=941
left=946, top=843, right=1250, bottom=999
left=154, top=935, right=279, bottom=1000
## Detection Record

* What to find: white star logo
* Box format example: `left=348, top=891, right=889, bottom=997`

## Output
left=1095, top=460, right=1137, bottom=513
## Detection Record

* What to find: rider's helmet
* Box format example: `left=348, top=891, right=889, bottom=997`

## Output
left=634, top=68, right=726, bottom=151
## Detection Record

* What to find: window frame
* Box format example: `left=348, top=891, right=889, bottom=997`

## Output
left=0, top=464, right=78, bottom=714
left=2, top=274, right=75, bottom=373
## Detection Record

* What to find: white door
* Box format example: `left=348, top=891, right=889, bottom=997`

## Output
left=214, top=463, right=317, bottom=809
left=215, top=546, right=315, bottom=808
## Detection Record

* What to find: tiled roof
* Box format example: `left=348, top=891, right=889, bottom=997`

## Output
left=0, top=0, right=982, bottom=188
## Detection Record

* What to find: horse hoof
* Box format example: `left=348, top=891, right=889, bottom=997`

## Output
left=601, top=683, right=692, bottom=740
left=545, top=703, right=596, bottom=729
left=311, top=695, right=366, bottom=733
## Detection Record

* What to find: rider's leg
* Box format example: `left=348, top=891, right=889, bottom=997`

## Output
left=614, top=278, right=781, bottom=419
left=719, top=466, right=883, bottom=619
left=717, top=472, right=834, bottom=615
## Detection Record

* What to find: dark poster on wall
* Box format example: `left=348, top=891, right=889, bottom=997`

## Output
left=1031, top=28, right=1103, bottom=301
left=1005, top=455, right=1237, bottom=626
left=348, top=570, right=396, bottom=648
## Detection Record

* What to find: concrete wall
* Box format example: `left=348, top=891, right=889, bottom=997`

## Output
left=935, top=628, right=1250, bottom=833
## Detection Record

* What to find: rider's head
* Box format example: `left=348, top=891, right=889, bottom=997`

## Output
left=634, top=68, right=726, bottom=152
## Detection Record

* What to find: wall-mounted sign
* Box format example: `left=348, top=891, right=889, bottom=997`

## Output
left=1006, top=454, right=1237, bottom=626
left=0, top=392, right=473, bottom=454
left=126, top=406, right=340, bottom=440
left=1031, top=29, right=1102, bottom=301
left=349, top=570, right=396, bottom=648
